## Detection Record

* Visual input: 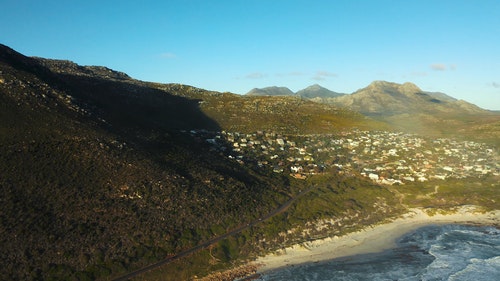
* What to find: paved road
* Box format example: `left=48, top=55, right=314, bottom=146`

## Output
left=112, top=186, right=316, bottom=281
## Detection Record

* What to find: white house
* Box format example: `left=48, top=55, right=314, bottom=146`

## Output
left=368, top=173, right=379, bottom=181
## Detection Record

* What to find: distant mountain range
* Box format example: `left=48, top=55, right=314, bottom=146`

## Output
left=246, top=81, right=486, bottom=116
left=246, top=84, right=344, bottom=99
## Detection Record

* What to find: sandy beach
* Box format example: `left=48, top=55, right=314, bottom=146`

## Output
left=254, top=206, right=500, bottom=274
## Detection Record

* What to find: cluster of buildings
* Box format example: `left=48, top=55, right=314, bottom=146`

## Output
left=191, top=129, right=499, bottom=185
left=336, top=131, right=499, bottom=184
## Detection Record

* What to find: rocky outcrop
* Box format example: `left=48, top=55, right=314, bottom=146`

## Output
left=35, top=57, right=131, bottom=80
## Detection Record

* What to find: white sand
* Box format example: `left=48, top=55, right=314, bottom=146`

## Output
left=255, top=206, right=500, bottom=273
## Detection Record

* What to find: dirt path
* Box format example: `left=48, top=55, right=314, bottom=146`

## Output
left=112, top=186, right=317, bottom=281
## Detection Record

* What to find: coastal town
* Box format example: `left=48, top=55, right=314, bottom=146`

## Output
left=190, top=130, right=499, bottom=185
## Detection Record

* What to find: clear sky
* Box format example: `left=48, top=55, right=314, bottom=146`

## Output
left=1, top=0, right=499, bottom=110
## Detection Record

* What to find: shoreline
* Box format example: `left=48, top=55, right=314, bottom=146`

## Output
left=253, top=206, right=500, bottom=275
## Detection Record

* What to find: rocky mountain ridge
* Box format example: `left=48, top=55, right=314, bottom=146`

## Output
left=247, top=80, right=487, bottom=116
left=331, top=80, right=486, bottom=116
left=35, top=57, right=132, bottom=80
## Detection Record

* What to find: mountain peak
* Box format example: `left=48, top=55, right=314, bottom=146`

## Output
left=367, top=80, right=420, bottom=91
left=246, top=86, right=294, bottom=96
left=362, top=81, right=422, bottom=97
left=400, top=82, right=422, bottom=93
left=306, top=84, right=324, bottom=90
left=296, top=84, right=344, bottom=99
left=0, top=43, right=43, bottom=72
left=333, top=80, right=485, bottom=116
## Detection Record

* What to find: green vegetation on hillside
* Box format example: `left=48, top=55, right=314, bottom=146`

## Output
left=1, top=44, right=498, bottom=281
left=152, top=84, right=388, bottom=134
left=0, top=46, right=291, bottom=280
left=395, top=177, right=499, bottom=210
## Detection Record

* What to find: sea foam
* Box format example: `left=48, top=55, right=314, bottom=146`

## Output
left=258, top=225, right=500, bottom=281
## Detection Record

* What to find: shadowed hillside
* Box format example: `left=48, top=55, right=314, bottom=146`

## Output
left=0, top=44, right=290, bottom=280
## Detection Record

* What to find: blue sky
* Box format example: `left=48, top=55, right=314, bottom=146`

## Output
left=1, top=0, right=499, bottom=110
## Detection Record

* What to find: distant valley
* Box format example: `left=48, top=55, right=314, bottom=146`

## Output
left=246, top=82, right=499, bottom=143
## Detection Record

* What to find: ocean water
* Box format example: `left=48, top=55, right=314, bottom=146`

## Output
left=257, top=224, right=500, bottom=281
